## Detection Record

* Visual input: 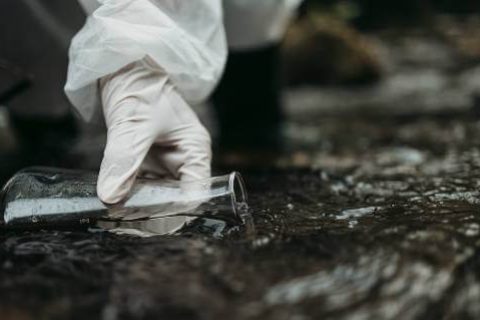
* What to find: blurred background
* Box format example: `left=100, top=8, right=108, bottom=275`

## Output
left=0, top=0, right=479, bottom=182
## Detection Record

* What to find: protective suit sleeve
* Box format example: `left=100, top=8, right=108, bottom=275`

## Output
left=223, top=0, right=303, bottom=50
left=77, top=0, right=100, bottom=14
left=66, top=0, right=227, bottom=120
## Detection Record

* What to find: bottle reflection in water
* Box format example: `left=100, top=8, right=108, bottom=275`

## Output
left=1, top=167, right=250, bottom=235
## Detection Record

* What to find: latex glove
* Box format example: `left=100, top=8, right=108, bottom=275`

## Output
left=97, top=59, right=212, bottom=204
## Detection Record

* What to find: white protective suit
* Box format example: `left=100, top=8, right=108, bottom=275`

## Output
left=66, top=0, right=302, bottom=203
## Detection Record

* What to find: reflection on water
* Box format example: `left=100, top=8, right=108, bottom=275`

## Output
left=95, top=201, right=255, bottom=238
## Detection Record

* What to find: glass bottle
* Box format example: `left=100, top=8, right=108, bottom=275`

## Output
left=1, top=167, right=250, bottom=235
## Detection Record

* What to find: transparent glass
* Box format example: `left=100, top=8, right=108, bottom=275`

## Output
left=1, top=167, right=249, bottom=234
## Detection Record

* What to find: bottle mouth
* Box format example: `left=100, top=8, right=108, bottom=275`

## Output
left=229, top=172, right=248, bottom=218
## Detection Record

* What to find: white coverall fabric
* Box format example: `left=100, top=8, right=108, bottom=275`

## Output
left=77, top=0, right=99, bottom=15
left=66, top=0, right=226, bottom=121
left=223, top=0, right=303, bottom=50
left=66, top=0, right=302, bottom=119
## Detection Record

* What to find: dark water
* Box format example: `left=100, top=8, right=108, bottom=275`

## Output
left=1, top=113, right=480, bottom=320
left=2, top=15, right=480, bottom=318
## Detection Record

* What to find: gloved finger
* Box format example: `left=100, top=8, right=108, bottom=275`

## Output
left=138, top=146, right=177, bottom=180
left=97, top=100, right=157, bottom=204
left=147, top=123, right=212, bottom=182
left=141, top=81, right=212, bottom=182
left=177, top=130, right=212, bottom=182
left=142, top=128, right=211, bottom=217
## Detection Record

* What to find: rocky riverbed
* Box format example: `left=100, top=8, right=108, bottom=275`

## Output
left=2, top=26, right=480, bottom=319
left=3, top=107, right=480, bottom=320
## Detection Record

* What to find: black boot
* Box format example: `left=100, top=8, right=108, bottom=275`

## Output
left=211, top=44, right=284, bottom=152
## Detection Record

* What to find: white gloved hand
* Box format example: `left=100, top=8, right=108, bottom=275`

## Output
left=97, top=59, right=212, bottom=204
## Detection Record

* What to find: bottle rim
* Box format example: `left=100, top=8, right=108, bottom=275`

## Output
left=228, top=172, right=248, bottom=218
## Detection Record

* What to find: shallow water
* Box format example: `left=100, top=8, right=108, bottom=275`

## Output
left=2, top=113, right=480, bottom=319
left=3, top=24, right=480, bottom=318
